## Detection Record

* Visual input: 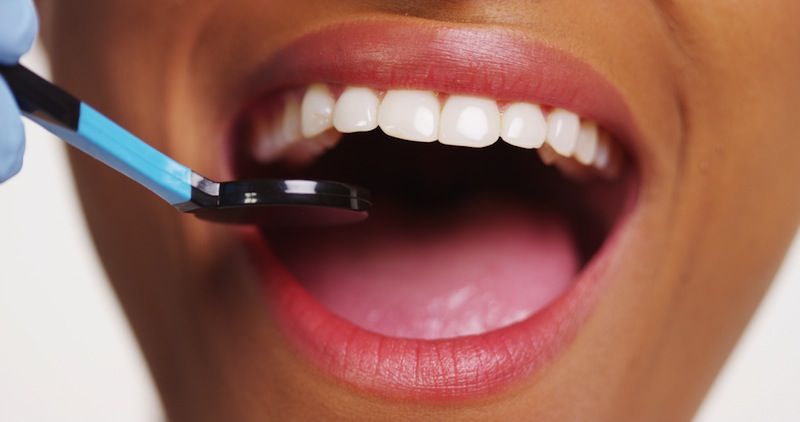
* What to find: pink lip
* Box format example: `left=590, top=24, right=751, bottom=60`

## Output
left=235, top=19, right=642, bottom=400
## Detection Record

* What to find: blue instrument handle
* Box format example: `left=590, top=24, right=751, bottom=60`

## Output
left=1, top=64, right=193, bottom=205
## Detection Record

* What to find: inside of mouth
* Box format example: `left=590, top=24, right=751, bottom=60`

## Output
left=233, top=100, right=633, bottom=341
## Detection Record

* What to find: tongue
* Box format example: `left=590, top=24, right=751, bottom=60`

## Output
left=268, top=199, right=579, bottom=339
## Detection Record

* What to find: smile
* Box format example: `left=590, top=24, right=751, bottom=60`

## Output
left=227, top=19, right=644, bottom=400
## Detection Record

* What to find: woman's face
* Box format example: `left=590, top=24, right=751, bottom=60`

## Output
left=39, top=1, right=800, bottom=420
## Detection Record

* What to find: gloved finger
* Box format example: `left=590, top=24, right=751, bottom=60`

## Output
left=0, top=0, right=39, bottom=64
left=0, top=76, right=25, bottom=182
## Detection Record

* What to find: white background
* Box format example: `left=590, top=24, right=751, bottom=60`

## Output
left=0, top=47, right=798, bottom=422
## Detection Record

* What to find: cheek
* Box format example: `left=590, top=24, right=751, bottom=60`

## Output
left=674, top=2, right=800, bottom=232
left=626, top=3, right=800, bottom=412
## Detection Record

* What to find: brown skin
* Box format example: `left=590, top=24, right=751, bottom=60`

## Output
left=36, top=1, right=800, bottom=420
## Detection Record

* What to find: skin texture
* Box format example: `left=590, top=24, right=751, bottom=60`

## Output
left=36, top=1, right=800, bottom=420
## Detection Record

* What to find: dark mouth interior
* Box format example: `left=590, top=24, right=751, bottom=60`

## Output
left=236, top=131, right=629, bottom=263
left=234, top=120, right=634, bottom=339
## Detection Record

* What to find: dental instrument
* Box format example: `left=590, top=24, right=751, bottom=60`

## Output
left=0, top=64, right=371, bottom=227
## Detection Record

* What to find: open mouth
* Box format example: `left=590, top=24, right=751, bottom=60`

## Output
left=227, top=20, right=642, bottom=399
left=238, top=85, right=627, bottom=338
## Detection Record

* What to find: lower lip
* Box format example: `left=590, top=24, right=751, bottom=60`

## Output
left=241, top=197, right=632, bottom=400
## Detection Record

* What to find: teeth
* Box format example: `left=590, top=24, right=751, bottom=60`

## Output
left=283, top=96, right=303, bottom=141
left=252, top=95, right=303, bottom=163
left=574, top=121, right=598, bottom=165
left=378, top=90, right=440, bottom=142
left=546, top=108, right=581, bottom=157
left=500, top=103, right=547, bottom=149
left=537, top=144, right=559, bottom=165
left=333, top=87, right=380, bottom=133
left=594, top=131, right=611, bottom=169
left=301, top=84, right=336, bottom=138
left=593, top=130, right=621, bottom=178
left=280, top=130, right=342, bottom=167
left=251, top=83, right=623, bottom=179
left=439, top=95, right=500, bottom=148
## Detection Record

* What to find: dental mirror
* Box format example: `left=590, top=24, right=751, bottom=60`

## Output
left=1, top=64, right=371, bottom=227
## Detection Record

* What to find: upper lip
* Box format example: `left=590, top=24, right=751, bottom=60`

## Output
left=231, top=18, right=643, bottom=399
left=228, top=18, right=646, bottom=177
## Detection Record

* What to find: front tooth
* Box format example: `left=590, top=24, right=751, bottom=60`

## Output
left=500, top=103, right=547, bottom=149
left=333, top=87, right=380, bottom=133
left=439, top=95, right=500, bottom=148
left=574, top=121, right=598, bottom=165
left=301, top=84, right=335, bottom=138
left=378, top=90, right=440, bottom=142
left=546, top=108, right=580, bottom=156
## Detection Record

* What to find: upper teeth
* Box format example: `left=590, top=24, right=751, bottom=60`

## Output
left=501, top=102, right=547, bottom=149
left=250, top=84, right=621, bottom=177
left=300, top=84, right=336, bottom=138
left=333, top=87, right=380, bottom=133
left=546, top=108, right=581, bottom=156
left=378, top=90, right=440, bottom=143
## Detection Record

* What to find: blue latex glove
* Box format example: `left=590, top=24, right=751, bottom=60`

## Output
left=0, top=0, right=38, bottom=182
